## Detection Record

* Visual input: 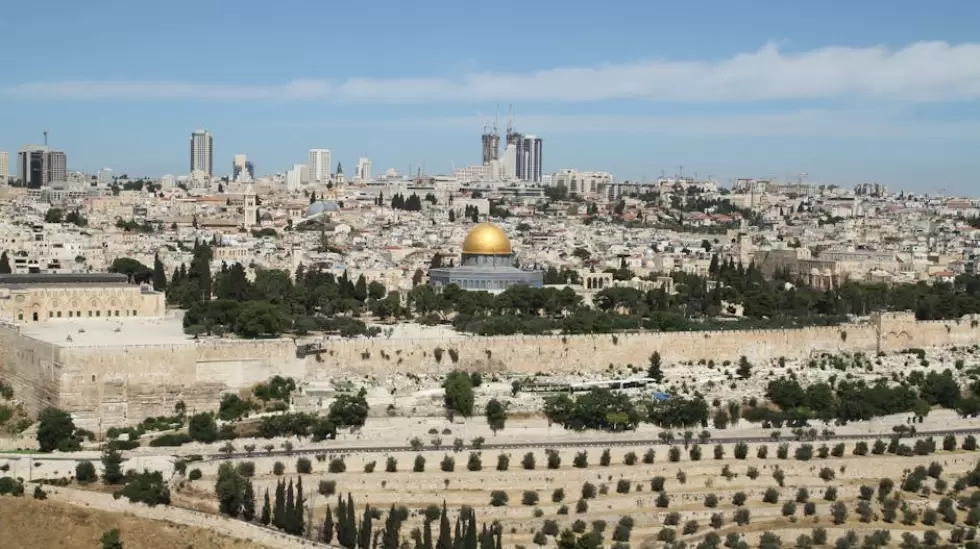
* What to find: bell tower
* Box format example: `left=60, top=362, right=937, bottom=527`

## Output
left=243, top=185, right=257, bottom=229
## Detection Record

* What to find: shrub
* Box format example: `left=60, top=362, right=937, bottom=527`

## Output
left=522, top=452, right=536, bottom=470
left=576, top=499, right=589, bottom=513
left=440, top=455, right=455, bottom=472
left=467, top=452, right=482, bottom=471
left=782, top=501, right=797, bottom=516
left=757, top=445, right=769, bottom=459
left=733, top=508, right=750, bottom=526
left=616, top=479, right=631, bottom=494
left=572, top=519, right=587, bottom=534
left=149, top=433, right=193, bottom=447
left=546, top=450, right=561, bottom=469
left=541, top=520, right=559, bottom=536
left=944, top=435, right=957, bottom=451
left=573, top=451, right=588, bottom=468
left=522, top=491, right=539, bottom=506
left=776, top=443, right=789, bottom=459
left=364, top=460, right=376, bottom=473
left=710, top=513, right=724, bottom=529
left=328, top=458, right=346, bottom=473
left=656, top=491, right=670, bottom=508
left=623, top=451, right=637, bottom=465
left=651, top=476, right=666, bottom=491
left=75, top=461, right=97, bottom=483
left=713, top=444, right=725, bottom=460
left=490, top=490, right=509, bottom=507
left=746, top=466, right=759, bottom=480
left=319, top=479, right=337, bottom=496
left=853, top=441, right=868, bottom=456
left=273, top=461, right=285, bottom=475
left=414, top=455, right=426, bottom=472
left=818, top=467, right=835, bottom=481
left=965, top=435, right=977, bottom=451
left=552, top=488, right=565, bottom=503
left=296, top=457, right=312, bottom=474
left=683, top=520, right=699, bottom=535
left=734, top=442, right=748, bottom=459
left=582, top=482, right=597, bottom=499
left=705, top=493, right=719, bottom=508
left=600, top=448, right=611, bottom=466
left=689, top=445, right=702, bottom=461
left=824, top=486, right=838, bottom=501
left=386, top=457, right=397, bottom=472
left=236, top=461, right=255, bottom=477
left=796, top=488, right=809, bottom=503
left=668, top=447, right=681, bottom=462
left=762, top=487, right=779, bottom=503
left=188, top=468, right=202, bottom=481
left=733, top=491, right=747, bottom=506
left=643, top=448, right=655, bottom=464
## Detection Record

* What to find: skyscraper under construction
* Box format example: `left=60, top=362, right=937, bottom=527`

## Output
left=481, top=123, right=500, bottom=164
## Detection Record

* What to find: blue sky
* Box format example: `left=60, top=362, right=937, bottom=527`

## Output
left=2, top=0, right=980, bottom=192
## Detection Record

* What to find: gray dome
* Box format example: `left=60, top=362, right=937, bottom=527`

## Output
left=307, top=200, right=340, bottom=217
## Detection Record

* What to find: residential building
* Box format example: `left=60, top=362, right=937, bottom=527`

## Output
left=233, top=154, right=254, bottom=182
left=0, top=152, right=8, bottom=183
left=97, top=168, right=113, bottom=187
left=190, top=129, right=213, bottom=176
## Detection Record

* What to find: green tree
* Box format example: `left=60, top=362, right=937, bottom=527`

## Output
left=216, top=462, right=247, bottom=517
left=437, top=502, right=452, bottom=549
left=243, top=479, right=256, bottom=522
left=485, top=398, right=507, bottom=434
left=323, top=504, right=334, bottom=543
left=261, top=489, right=271, bottom=525
left=152, top=253, right=167, bottom=292
left=188, top=412, right=218, bottom=443
left=101, top=448, right=125, bottom=485
left=328, top=390, right=370, bottom=430
left=648, top=352, right=665, bottom=382
left=36, top=407, right=81, bottom=452
left=0, top=251, right=11, bottom=274
left=101, top=529, right=124, bottom=549
left=443, top=371, right=475, bottom=418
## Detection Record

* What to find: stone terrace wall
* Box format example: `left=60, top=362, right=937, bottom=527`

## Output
left=0, top=324, right=61, bottom=416
left=4, top=312, right=980, bottom=431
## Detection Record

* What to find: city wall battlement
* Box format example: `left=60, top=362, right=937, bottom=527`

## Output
left=1, top=312, right=978, bottom=430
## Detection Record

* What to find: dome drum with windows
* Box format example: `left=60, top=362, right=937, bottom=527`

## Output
left=428, top=222, right=542, bottom=292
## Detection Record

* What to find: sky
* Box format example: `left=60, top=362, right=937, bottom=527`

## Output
left=2, top=0, right=980, bottom=192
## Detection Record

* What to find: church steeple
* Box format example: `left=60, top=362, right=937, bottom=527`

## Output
left=336, top=162, right=343, bottom=175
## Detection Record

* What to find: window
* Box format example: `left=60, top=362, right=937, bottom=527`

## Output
left=17, top=313, right=23, bottom=321
left=96, top=311, right=100, bottom=317
left=88, top=311, right=92, bottom=317
left=32, top=312, right=38, bottom=321
left=77, top=311, right=81, bottom=317
left=57, top=311, right=62, bottom=317
left=114, top=310, right=119, bottom=317
left=68, top=311, right=73, bottom=317
left=133, top=310, right=137, bottom=316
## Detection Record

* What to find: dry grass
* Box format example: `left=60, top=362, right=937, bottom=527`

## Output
left=0, top=496, right=276, bottom=549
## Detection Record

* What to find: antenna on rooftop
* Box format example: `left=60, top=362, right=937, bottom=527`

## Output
left=43, top=130, right=48, bottom=147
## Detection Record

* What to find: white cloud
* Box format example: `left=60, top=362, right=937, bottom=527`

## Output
left=8, top=41, right=980, bottom=103
left=397, top=110, right=980, bottom=139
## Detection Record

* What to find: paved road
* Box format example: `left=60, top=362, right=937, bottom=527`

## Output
left=202, top=425, right=980, bottom=462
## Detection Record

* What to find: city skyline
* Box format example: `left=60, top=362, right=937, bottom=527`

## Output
left=1, top=0, right=979, bottom=190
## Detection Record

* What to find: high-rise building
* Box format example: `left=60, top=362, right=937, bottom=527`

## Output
left=519, top=135, right=543, bottom=183
left=481, top=125, right=500, bottom=165
left=17, top=145, right=67, bottom=188
left=190, top=129, right=213, bottom=176
left=97, top=168, right=114, bottom=187
left=309, top=149, right=331, bottom=183
left=0, top=152, right=8, bottom=184
left=232, top=154, right=254, bottom=182
left=356, top=157, right=372, bottom=182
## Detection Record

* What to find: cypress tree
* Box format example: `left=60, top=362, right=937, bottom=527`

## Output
left=382, top=505, right=400, bottom=549
left=0, top=251, right=10, bottom=275
left=358, top=504, right=373, bottom=549
left=242, top=480, right=256, bottom=522
left=463, top=510, right=477, bottom=549
left=345, top=493, right=357, bottom=548
left=152, top=253, right=167, bottom=291
left=294, top=476, right=305, bottom=536
left=285, top=479, right=296, bottom=534
left=453, top=515, right=462, bottom=549
left=323, top=504, right=334, bottom=544
left=423, top=518, right=434, bottom=549
left=436, top=502, right=452, bottom=549
left=337, top=496, right=348, bottom=547
left=260, top=489, right=271, bottom=525
left=273, top=480, right=285, bottom=529
left=493, top=523, right=502, bottom=549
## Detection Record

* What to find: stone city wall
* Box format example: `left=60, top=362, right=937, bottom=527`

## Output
left=4, top=312, right=980, bottom=431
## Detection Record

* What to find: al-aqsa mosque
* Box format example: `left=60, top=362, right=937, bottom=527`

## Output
left=428, top=222, right=543, bottom=292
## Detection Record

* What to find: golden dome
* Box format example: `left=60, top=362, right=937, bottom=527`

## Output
left=462, top=223, right=512, bottom=255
